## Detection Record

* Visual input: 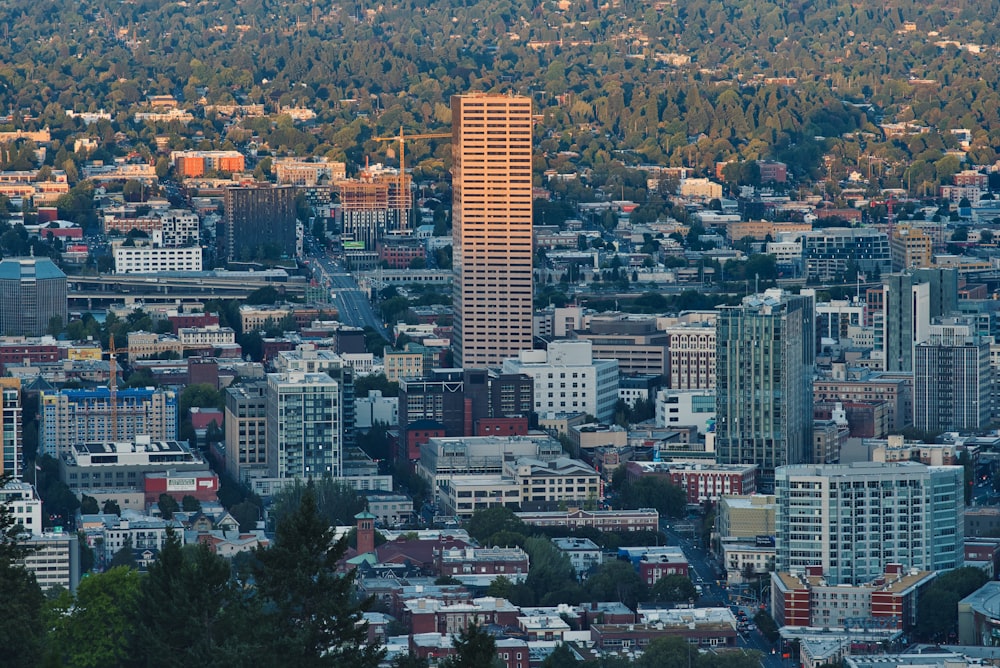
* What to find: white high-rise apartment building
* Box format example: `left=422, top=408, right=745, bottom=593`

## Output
left=451, top=93, right=534, bottom=368
left=502, top=340, right=619, bottom=423
left=775, top=461, right=963, bottom=585
left=265, top=372, right=342, bottom=480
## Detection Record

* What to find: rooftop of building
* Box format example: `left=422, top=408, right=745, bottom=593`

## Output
left=511, top=456, right=598, bottom=477
left=959, top=580, right=1000, bottom=620
left=775, top=567, right=935, bottom=594
left=42, top=386, right=173, bottom=399
left=518, top=614, right=571, bottom=630
left=551, top=537, right=601, bottom=551
left=516, top=508, right=659, bottom=519
left=0, top=256, right=66, bottom=280
left=778, top=460, right=957, bottom=478
left=720, top=494, right=776, bottom=509
left=73, top=439, right=191, bottom=456
left=629, top=461, right=757, bottom=474
left=637, top=607, right=736, bottom=627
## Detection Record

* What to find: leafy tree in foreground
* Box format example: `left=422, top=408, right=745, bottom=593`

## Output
left=251, top=481, right=383, bottom=667
left=916, top=566, right=988, bottom=641
left=48, top=566, right=141, bottom=668
left=0, top=474, right=44, bottom=667
left=540, top=642, right=578, bottom=668
left=651, top=574, right=698, bottom=603
left=466, top=506, right=528, bottom=544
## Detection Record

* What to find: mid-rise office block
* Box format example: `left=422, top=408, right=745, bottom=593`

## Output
left=272, top=344, right=356, bottom=451
left=873, top=269, right=959, bottom=372
left=775, top=461, right=964, bottom=585
left=503, top=340, right=619, bottom=423
left=571, top=316, right=669, bottom=376
left=0, top=480, right=42, bottom=534
left=224, top=380, right=268, bottom=481
left=452, top=93, right=534, bottom=368
left=40, top=387, right=179, bottom=459
left=802, top=228, right=890, bottom=282
left=265, top=372, right=343, bottom=479
left=0, top=257, right=67, bottom=336
left=663, top=320, right=717, bottom=390
left=0, top=380, right=21, bottom=477
left=716, top=289, right=814, bottom=490
left=914, top=321, right=992, bottom=432
left=224, top=185, right=298, bottom=262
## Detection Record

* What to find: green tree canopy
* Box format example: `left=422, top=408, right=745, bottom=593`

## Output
left=251, top=482, right=383, bottom=667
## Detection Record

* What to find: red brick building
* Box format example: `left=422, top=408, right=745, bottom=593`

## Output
left=771, top=565, right=936, bottom=631
left=0, top=342, right=64, bottom=373
left=474, top=416, right=529, bottom=438
left=143, top=470, right=219, bottom=505
left=625, top=461, right=757, bottom=503
left=378, top=240, right=426, bottom=269
left=757, top=160, right=788, bottom=184
left=515, top=508, right=660, bottom=533
left=639, top=552, right=691, bottom=587
left=170, top=312, right=220, bottom=334
left=591, top=617, right=737, bottom=651
left=403, top=596, right=521, bottom=635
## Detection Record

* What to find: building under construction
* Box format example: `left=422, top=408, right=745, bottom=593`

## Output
left=38, top=387, right=179, bottom=460
left=336, top=169, right=412, bottom=250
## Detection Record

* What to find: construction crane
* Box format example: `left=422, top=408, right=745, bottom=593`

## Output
left=106, top=333, right=129, bottom=442
left=373, top=127, right=450, bottom=234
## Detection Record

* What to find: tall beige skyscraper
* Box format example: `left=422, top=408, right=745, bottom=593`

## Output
left=451, top=93, right=534, bottom=368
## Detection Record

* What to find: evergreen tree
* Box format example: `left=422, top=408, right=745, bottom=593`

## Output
left=440, top=621, right=502, bottom=668
left=251, top=482, right=383, bottom=667
left=129, top=530, right=251, bottom=667
left=0, top=475, right=45, bottom=667
left=540, top=643, right=578, bottom=668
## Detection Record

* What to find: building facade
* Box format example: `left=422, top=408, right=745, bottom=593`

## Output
left=265, top=372, right=343, bottom=479
left=502, top=340, right=619, bottom=423
left=0, top=257, right=68, bottom=336
left=224, top=381, right=268, bottom=482
left=775, top=461, right=964, bottom=585
left=914, top=321, right=992, bottom=432
left=114, top=243, right=203, bottom=273
left=224, top=185, right=298, bottom=262
left=40, top=387, right=179, bottom=459
left=802, top=228, right=890, bottom=282
left=452, top=93, right=534, bottom=368
left=716, top=290, right=814, bottom=490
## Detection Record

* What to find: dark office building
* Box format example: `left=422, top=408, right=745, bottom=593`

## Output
left=397, top=368, right=534, bottom=461
left=224, top=185, right=298, bottom=263
left=0, top=257, right=68, bottom=336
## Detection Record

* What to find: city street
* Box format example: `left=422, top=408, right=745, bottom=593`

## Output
left=307, top=242, right=390, bottom=340
left=660, top=519, right=786, bottom=667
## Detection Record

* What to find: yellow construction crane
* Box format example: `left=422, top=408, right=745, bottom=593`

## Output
left=106, top=333, right=129, bottom=442
left=373, top=127, right=450, bottom=233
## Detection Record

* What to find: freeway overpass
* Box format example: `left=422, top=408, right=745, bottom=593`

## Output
left=67, top=272, right=307, bottom=307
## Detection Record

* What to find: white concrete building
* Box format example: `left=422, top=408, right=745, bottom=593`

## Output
left=155, top=209, right=201, bottom=247
left=114, top=243, right=202, bottom=273
left=655, top=389, right=716, bottom=433
left=502, top=340, right=619, bottom=422
left=355, top=390, right=398, bottom=429
left=177, top=325, right=236, bottom=347
left=23, top=531, right=80, bottom=591
left=0, top=480, right=42, bottom=535
left=266, top=371, right=343, bottom=479
left=775, top=461, right=964, bottom=585
left=552, top=536, right=603, bottom=576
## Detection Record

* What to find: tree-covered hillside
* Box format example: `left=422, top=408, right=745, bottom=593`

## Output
left=0, top=0, right=995, bottom=191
